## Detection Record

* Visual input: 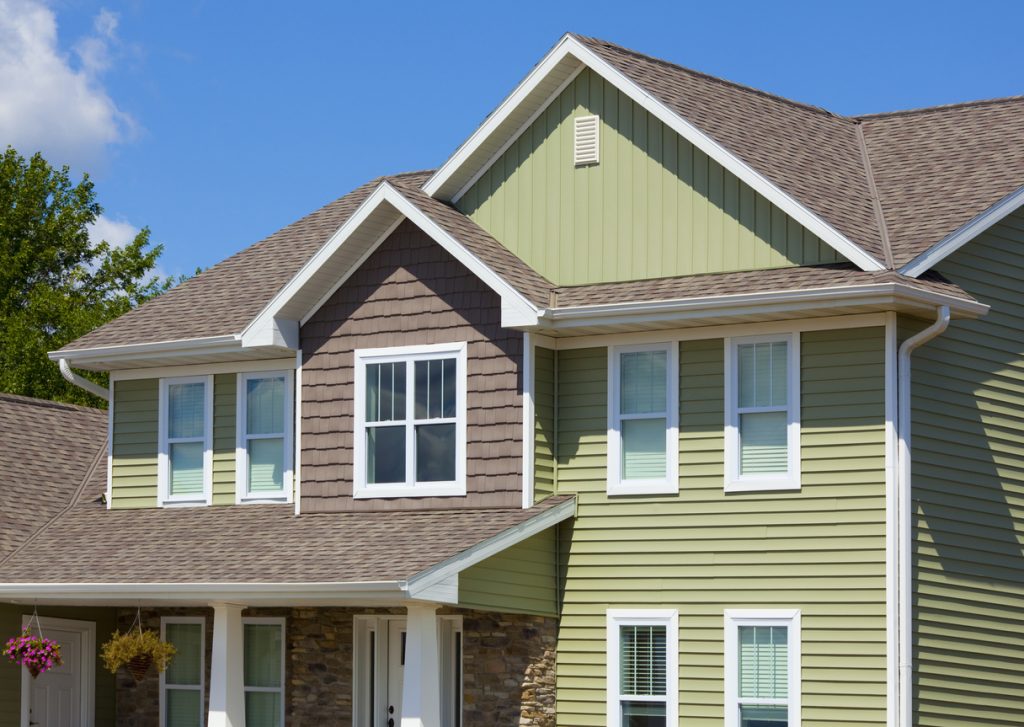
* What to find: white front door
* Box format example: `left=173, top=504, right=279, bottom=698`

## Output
left=385, top=619, right=406, bottom=726
left=21, top=617, right=95, bottom=727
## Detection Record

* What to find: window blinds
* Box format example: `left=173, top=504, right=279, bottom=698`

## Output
left=246, top=376, right=286, bottom=493
left=619, top=624, right=667, bottom=697
left=619, top=350, right=668, bottom=480
left=737, top=342, right=788, bottom=475
left=168, top=382, right=206, bottom=496
left=739, top=625, right=788, bottom=700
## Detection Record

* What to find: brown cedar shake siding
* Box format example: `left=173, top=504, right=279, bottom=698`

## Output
left=300, top=220, right=524, bottom=512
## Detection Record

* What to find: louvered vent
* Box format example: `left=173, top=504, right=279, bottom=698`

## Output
left=573, top=115, right=600, bottom=166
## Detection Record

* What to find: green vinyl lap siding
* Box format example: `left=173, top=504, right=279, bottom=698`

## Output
left=456, top=68, right=841, bottom=286
left=458, top=528, right=559, bottom=616
left=212, top=373, right=237, bottom=505
left=554, top=329, right=887, bottom=726
left=909, top=209, right=1024, bottom=727
left=534, top=345, right=556, bottom=502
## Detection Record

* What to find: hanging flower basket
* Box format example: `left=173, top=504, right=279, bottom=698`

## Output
left=101, top=627, right=176, bottom=683
left=3, top=627, right=63, bottom=678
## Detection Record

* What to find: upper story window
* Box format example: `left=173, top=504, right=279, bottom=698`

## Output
left=353, top=342, right=467, bottom=498
left=236, top=371, right=294, bottom=503
left=724, top=609, right=801, bottom=727
left=606, top=609, right=678, bottom=727
left=158, top=376, right=213, bottom=506
left=725, top=334, right=800, bottom=492
left=608, top=343, right=679, bottom=496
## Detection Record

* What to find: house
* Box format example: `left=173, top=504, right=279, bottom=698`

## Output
left=1, top=32, right=1022, bottom=727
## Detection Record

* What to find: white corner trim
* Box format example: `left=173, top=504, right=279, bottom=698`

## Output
left=883, top=312, right=898, bottom=727
left=21, top=616, right=96, bottom=727
left=606, top=608, right=679, bottom=727
left=522, top=331, right=536, bottom=509
left=234, top=370, right=295, bottom=505
left=723, top=609, right=802, bottom=727
left=157, top=375, right=214, bottom=507
left=900, top=185, right=1024, bottom=277
left=106, top=380, right=114, bottom=510
left=294, top=349, right=303, bottom=516
left=424, top=34, right=885, bottom=272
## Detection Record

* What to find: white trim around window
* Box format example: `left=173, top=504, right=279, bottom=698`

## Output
left=606, top=609, right=678, bottom=727
left=160, top=616, right=206, bottom=727
left=724, top=609, right=801, bottom=727
left=235, top=370, right=295, bottom=504
left=724, top=333, right=801, bottom=492
left=157, top=375, right=214, bottom=506
left=607, top=343, right=679, bottom=496
left=353, top=342, right=468, bottom=499
left=242, top=616, right=286, bottom=727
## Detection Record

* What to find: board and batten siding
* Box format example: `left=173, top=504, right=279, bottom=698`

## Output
left=553, top=328, right=887, bottom=726
left=458, top=529, right=559, bottom=616
left=456, top=68, right=840, bottom=287
left=908, top=208, right=1024, bottom=726
left=111, top=375, right=238, bottom=508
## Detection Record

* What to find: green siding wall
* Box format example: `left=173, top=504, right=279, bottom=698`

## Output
left=909, top=209, right=1024, bottom=726
left=212, top=373, right=237, bottom=505
left=553, top=328, right=887, bottom=726
left=0, top=604, right=117, bottom=727
left=457, top=68, right=840, bottom=286
left=458, top=529, right=559, bottom=616
left=534, top=345, right=556, bottom=502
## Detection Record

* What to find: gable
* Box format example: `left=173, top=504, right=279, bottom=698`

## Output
left=456, top=68, right=843, bottom=287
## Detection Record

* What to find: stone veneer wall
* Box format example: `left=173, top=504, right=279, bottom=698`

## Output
left=113, top=607, right=555, bottom=726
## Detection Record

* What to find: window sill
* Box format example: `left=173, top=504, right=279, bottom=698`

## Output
left=607, top=479, right=679, bottom=497
left=353, top=482, right=466, bottom=499
left=237, top=493, right=291, bottom=505
left=159, top=497, right=211, bottom=508
left=725, top=477, right=801, bottom=493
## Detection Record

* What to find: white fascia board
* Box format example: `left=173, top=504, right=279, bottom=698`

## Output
left=424, top=35, right=885, bottom=272
left=49, top=335, right=242, bottom=366
left=900, top=185, right=1024, bottom=277
left=405, top=496, right=576, bottom=596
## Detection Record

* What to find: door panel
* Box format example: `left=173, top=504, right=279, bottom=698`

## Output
left=386, top=620, right=406, bottom=727
left=28, top=628, right=81, bottom=727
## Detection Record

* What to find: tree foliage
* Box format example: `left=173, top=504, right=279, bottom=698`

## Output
left=0, top=147, right=176, bottom=407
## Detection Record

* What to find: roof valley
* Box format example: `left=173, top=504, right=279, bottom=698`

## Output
left=855, top=121, right=896, bottom=269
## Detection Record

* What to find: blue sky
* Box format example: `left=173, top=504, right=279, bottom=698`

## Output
left=3, top=0, right=1022, bottom=277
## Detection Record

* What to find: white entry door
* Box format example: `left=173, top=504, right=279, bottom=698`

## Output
left=21, top=618, right=95, bottom=727
left=385, top=619, right=406, bottom=727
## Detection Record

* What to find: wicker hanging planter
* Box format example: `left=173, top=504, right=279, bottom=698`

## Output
left=100, top=611, right=175, bottom=684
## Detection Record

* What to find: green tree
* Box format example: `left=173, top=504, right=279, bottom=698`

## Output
left=0, top=147, right=175, bottom=407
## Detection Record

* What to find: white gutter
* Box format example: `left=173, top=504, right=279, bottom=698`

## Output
left=895, top=304, right=949, bottom=727
left=58, top=358, right=109, bottom=401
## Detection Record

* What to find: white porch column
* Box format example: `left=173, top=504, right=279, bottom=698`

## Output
left=401, top=603, right=441, bottom=727
left=208, top=602, right=245, bottom=727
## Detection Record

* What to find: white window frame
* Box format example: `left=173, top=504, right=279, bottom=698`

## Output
left=353, top=342, right=468, bottom=499
left=235, top=370, right=295, bottom=504
left=242, top=616, right=286, bottom=727
left=160, top=616, right=206, bottom=727
left=724, top=333, right=801, bottom=492
left=606, top=608, right=678, bottom=727
left=158, top=375, right=214, bottom=506
left=724, top=609, right=801, bottom=727
left=607, top=343, right=679, bottom=496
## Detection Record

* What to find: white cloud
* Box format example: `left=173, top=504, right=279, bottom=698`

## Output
left=87, top=214, right=139, bottom=249
left=0, top=1, right=136, bottom=168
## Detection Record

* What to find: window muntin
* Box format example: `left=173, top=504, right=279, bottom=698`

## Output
left=159, top=376, right=212, bottom=505
left=725, top=611, right=801, bottom=727
left=160, top=618, right=205, bottom=727
left=243, top=619, right=285, bottom=727
left=608, top=344, right=679, bottom=496
left=725, top=335, right=800, bottom=492
left=607, top=610, right=678, bottom=727
left=355, top=343, right=467, bottom=498
left=237, top=371, right=293, bottom=502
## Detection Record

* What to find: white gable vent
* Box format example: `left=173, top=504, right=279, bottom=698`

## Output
left=573, top=115, right=600, bottom=166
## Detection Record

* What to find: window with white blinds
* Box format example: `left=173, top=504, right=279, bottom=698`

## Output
left=725, top=334, right=800, bottom=492
left=607, top=610, right=678, bottom=727
left=243, top=619, right=285, bottom=727
left=724, top=611, right=800, bottom=727
left=160, top=618, right=205, bottom=727
left=237, top=371, right=293, bottom=502
left=159, top=376, right=212, bottom=505
left=608, top=344, right=678, bottom=496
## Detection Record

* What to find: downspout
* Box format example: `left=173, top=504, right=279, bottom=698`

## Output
left=58, top=358, right=109, bottom=401
left=895, top=305, right=949, bottom=727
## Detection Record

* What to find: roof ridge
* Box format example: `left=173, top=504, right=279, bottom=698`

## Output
left=0, top=392, right=103, bottom=415
left=855, top=94, right=1024, bottom=120
left=571, top=33, right=849, bottom=122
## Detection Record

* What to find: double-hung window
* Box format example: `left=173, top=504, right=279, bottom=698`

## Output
left=160, top=617, right=205, bottom=727
left=243, top=618, right=286, bottom=727
left=607, top=609, right=678, bottom=727
left=725, top=334, right=800, bottom=491
left=608, top=343, right=679, bottom=495
left=724, top=610, right=801, bottom=727
left=236, top=371, right=294, bottom=502
left=159, top=376, right=213, bottom=505
left=354, top=342, right=467, bottom=498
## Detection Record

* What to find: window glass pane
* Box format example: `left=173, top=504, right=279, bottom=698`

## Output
left=247, top=377, right=284, bottom=435
left=740, top=705, right=789, bottom=727
left=739, top=411, right=787, bottom=474
left=366, top=362, right=406, bottom=423
left=621, top=701, right=666, bottom=727
left=415, top=422, right=455, bottom=482
left=165, top=688, right=201, bottom=727
left=244, top=624, right=282, bottom=688
left=165, top=623, right=202, bottom=686
left=170, top=441, right=204, bottom=495
left=737, top=342, right=787, bottom=409
left=621, top=418, right=667, bottom=480
left=367, top=426, right=405, bottom=484
left=619, top=625, right=667, bottom=697
left=620, top=350, right=667, bottom=415
left=415, top=358, right=456, bottom=420
left=739, top=625, right=788, bottom=699
left=245, top=691, right=282, bottom=727
left=248, top=438, right=284, bottom=492
left=168, top=382, right=204, bottom=438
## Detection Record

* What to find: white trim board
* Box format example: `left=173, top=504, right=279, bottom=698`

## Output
left=423, top=33, right=886, bottom=272
left=21, top=615, right=96, bottom=727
